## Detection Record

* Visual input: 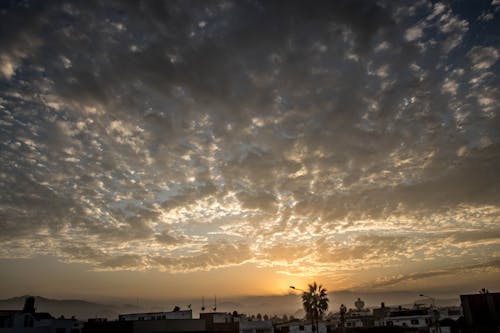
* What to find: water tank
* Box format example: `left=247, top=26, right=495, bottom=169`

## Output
left=355, top=298, right=365, bottom=311
left=23, top=297, right=35, bottom=313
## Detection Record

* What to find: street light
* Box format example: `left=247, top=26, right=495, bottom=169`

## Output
left=419, top=294, right=440, bottom=333
left=290, top=286, right=316, bottom=333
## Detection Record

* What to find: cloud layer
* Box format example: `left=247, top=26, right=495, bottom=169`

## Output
left=1, top=0, right=499, bottom=291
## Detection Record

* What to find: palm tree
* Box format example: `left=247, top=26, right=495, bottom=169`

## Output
left=301, top=282, right=329, bottom=333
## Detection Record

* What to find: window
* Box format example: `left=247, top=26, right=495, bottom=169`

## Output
left=299, top=325, right=304, bottom=331
left=411, top=319, right=419, bottom=325
left=386, top=321, right=393, bottom=326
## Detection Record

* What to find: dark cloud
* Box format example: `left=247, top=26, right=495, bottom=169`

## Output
left=448, top=229, right=500, bottom=244
left=155, top=231, right=186, bottom=245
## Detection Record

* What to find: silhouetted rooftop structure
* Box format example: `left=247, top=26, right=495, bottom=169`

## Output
left=460, top=292, right=500, bottom=332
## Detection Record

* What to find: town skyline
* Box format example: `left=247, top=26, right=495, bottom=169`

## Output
left=0, top=289, right=467, bottom=320
left=1, top=0, right=500, bottom=304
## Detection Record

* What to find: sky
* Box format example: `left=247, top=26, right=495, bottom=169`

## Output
left=1, top=0, right=500, bottom=311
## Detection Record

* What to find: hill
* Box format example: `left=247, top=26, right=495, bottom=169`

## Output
left=0, top=295, right=141, bottom=320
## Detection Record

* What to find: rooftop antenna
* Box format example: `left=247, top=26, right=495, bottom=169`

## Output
left=201, top=296, right=205, bottom=312
left=213, top=295, right=217, bottom=312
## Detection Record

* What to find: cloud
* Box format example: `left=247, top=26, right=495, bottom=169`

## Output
left=449, top=229, right=500, bottom=244
left=155, top=231, right=186, bottom=245
left=368, top=259, right=500, bottom=289
left=478, top=11, right=494, bottom=22
left=0, top=0, right=499, bottom=291
left=259, top=244, right=311, bottom=263
left=317, top=235, right=413, bottom=264
left=405, top=25, right=424, bottom=42
left=468, top=46, right=500, bottom=70
left=0, top=55, right=17, bottom=79
left=150, top=240, right=252, bottom=273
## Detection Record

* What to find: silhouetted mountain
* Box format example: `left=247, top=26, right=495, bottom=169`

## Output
left=0, top=296, right=144, bottom=320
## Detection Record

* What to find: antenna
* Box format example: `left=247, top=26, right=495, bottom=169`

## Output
left=213, top=295, right=217, bottom=311
left=201, top=296, right=205, bottom=312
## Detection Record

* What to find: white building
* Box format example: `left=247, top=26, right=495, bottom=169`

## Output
left=376, top=309, right=432, bottom=328
left=238, top=317, right=273, bottom=333
left=274, top=321, right=327, bottom=333
left=438, top=306, right=462, bottom=321
left=118, top=309, right=192, bottom=321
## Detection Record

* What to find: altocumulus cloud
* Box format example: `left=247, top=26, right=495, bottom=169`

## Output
left=0, top=0, right=499, bottom=287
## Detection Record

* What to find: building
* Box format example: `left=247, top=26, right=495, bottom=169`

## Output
left=377, top=309, right=432, bottom=328
left=326, top=298, right=374, bottom=330
left=200, top=312, right=239, bottom=333
left=119, top=309, right=193, bottom=321
left=460, top=292, right=500, bottom=332
left=274, top=321, right=327, bottom=333
left=438, top=306, right=462, bottom=321
left=238, top=317, right=273, bottom=333
left=84, top=318, right=206, bottom=333
left=86, top=310, right=270, bottom=333
left=0, top=297, right=82, bottom=333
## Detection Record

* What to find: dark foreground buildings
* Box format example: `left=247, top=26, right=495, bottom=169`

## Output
left=83, top=311, right=270, bottom=333
left=461, top=292, right=500, bottom=333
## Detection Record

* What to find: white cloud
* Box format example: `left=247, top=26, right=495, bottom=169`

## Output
left=468, top=46, right=500, bottom=70
left=441, top=79, right=458, bottom=95
left=374, top=41, right=390, bottom=52
left=60, top=55, right=72, bottom=68
left=438, top=11, right=469, bottom=53
left=0, top=55, right=16, bottom=79
left=405, top=25, right=423, bottom=41
left=376, top=64, right=390, bottom=78
left=427, top=2, right=446, bottom=21
left=478, top=11, right=494, bottom=21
